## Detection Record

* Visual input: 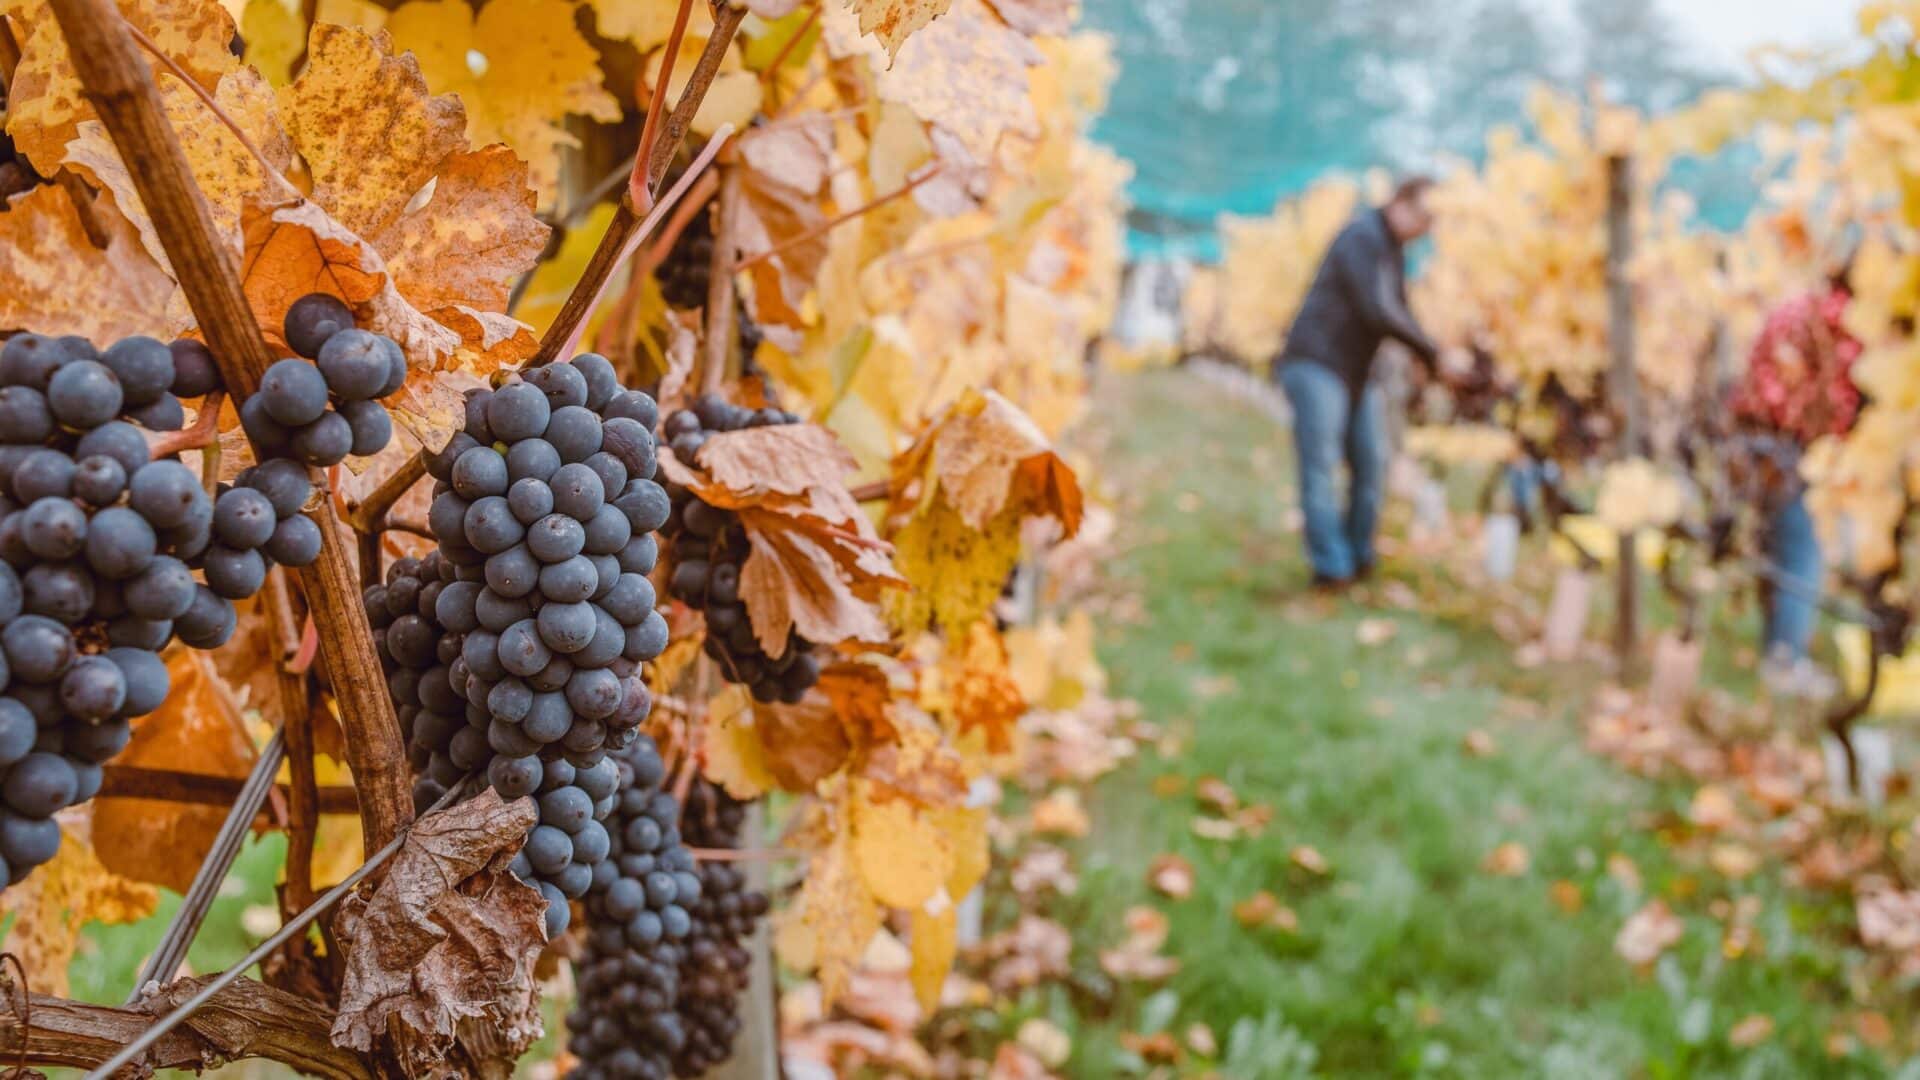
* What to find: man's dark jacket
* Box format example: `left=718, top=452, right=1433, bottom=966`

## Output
left=1277, top=209, right=1439, bottom=392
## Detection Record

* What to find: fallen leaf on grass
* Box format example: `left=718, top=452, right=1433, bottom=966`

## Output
left=1152, top=774, right=1188, bottom=798
left=1233, top=889, right=1299, bottom=934
left=1462, top=729, right=1498, bottom=758
left=1029, top=789, right=1089, bottom=838
left=1482, top=842, right=1531, bottom=877
left=1729, top=1013, right=1774, bottom=1049
left=1190, top=816, right=1240, bottom=842
left=1290, top=845, right=1330, bottom=876
left=1855, top=1012, right=1894, bottom=1049
left=1709, top=843, right=1761, bottom=881
left=1118, top=1031, right=1182, bottom=1064
left=1614, top=899, right=1683, bottom=967
left=1185, top=1022, right=1218, bottom=1057
left=1148, top=853, right=1194, bottom=899
left=1015, top=1017, right=1071, bottom=1069
left=1549, top=880, right=1584, bottom=914
left=1355, top=617, right=1397, bottom=647
left=988, top=1044, right=1052, bottom=1080
left=1194, top=776, right=1239, bottom=814
left=1689, top=784, right=1740, bottom=831
left=1607, top=852, right=1643, bottom=894
left=1189, top=673, right=1238, bottom=700
left=1010, top=845, right=1078, bottom=898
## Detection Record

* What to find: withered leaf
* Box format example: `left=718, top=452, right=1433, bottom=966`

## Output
left=732, top=159, right=830, bottom=329
left=740, top=512, right=896, bottom=655
left=757, top=696, right=855, bottom=791
left=332, top=789, right=545, bottom=1074
left=695, top=423, right=862, bottom=501
left=984, top=0, right=1075, bottom=36
left=0, top=185, right=176, bottom=344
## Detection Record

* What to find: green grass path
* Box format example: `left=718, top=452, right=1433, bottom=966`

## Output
left=1054, top=371, right=1892, bottom=1079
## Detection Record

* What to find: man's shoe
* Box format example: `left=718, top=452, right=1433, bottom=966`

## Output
left=1311, top=573, right=1352, bottom=593
left=1353, top=562, right=1376, bottom=582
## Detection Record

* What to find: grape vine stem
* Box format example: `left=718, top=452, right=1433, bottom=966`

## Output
left=145, top=389, right=224, bottom=459
left=529, top=3, right=746, bottom=368
left=727, top=166, right=944, bottom=274
left=48, top=0, right=414, bottom=855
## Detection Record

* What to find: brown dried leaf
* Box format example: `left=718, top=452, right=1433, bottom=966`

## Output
left=0, top=184, right=176, bottom=343
left=696, top=424, right=862, bottom=501
left=739, top=116, right=835, bottom=198
left=371, top=145, right=551, bottom=315
left=740, top=512, right=897, bottom=654
left=906, top=388, right=1082, bottom=534
left=93, top=649, right=254, bottom=892
left=332, top=789, right=545, bottom=1073
left=1147, top=853, right=1193, bottom=900
left=733, top=159, right=830, bottom=328
left=816, top=660, right=900, bottom=746
left=1614, top=899, right=1683, bottom=967
left=757, top=695, right=855, bottom=791
left=842, top=0, right=954, bottom=60
left=948, top=618, right=1024, bottom=753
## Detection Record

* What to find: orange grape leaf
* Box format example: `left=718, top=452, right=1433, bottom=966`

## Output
left=851, top=779, right=953, bottom=909
left=859, top=715, right=969, bottom=808
left=948, top=619, right=1024, bottom=753
left=0, top=184, right=176, bottom=343
left=369, top=144, right=550, bottom=317
left=756, top=695, right=854, bottom=791
left=331, top=789, right=545, bottom=1070
left=2, top=0, right=239, bottom=174
left=0, top=812, right=160, bottom=997
left=738, top=514, right=896, bottom=654
left=379, top=0, right=621, bottom=201
left=816, top=660, right=900, bottom=745
left=908, top=903, right=957, bottom=1012
left=92, top=649, right=254, bottom=892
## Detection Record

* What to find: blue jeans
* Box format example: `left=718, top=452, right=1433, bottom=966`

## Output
left=1764, top=491, right=1821, bottom=660
left=1279, top=362, right=1388, bottom=581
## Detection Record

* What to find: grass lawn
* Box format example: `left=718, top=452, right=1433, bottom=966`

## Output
left=1045, top=370, right=1903, bottom=1079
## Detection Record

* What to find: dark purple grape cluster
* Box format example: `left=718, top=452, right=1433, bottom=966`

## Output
left=392, top=354, right=673, bottom=936
left=669, top=780, right=768, bottom=1077
left=239, top=294, right=407, bottom=468
left=655, top=204, right=713, bottom=311
left=566, top=736, right=702, bottom=1080
left=659, top=396, right=821, bottom=704
left=0, top=327, right=259, bottom=892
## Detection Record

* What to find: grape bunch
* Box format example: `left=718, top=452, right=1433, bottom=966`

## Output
left=384, top=354, right=674, bottom=935
left=566, top=735, right=702, bottom=1080
left=655, top=204, right=713, bottom=311
left=659, top=396, right=821, bottom=704
left=239, top=294, right=407, bottom=469
left=669, top=780, right=769, bottom=1077
left=0, top=327, right=267, bottom=891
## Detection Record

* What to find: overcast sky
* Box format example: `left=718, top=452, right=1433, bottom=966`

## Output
left=1659, top=0, right=1858, bottom=70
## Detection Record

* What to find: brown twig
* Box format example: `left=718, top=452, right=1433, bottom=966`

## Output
left=145, top=389, right=224, bottom=459
left=385, top=513, right=433, bottom=540
left=849, top=480, right=888, bottom=503
left=638, top=169, right=720, bottom=275
left=729, top=167, right=941, bottom=274
left=265, top=569, right=319, bottom=915
left=645, top=1, right=749, bottom=191
left=122, top=18, right=297, bottom=199
left=688, top=846, right=803, bottom=863
left=760, top=4, right=821, bottom=86
left=635, top=0, right=698, bottom=209
left=97, top=765, right=359, bottom=815
left=48, top=0, right=413, bottom=850
left=345, top=451, right=427, bottom=534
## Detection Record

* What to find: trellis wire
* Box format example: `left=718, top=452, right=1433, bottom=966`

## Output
left=87, top=779, right=471, bottom=1080
left=128, top=728, right=287, bottom=1003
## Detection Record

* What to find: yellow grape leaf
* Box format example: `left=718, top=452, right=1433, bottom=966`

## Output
left=93, top=649, right=256, bottom=892
left=934, top=804, right=990, bottom=898
left=240, top=0, right=308, bottom=84
left=886, top=495, right=1022, bottom=635
left=0, top=816, right=159, bottom=997
left=908, top=903, right=957, bottom=1011
left=383, top=0, right=621, bottom=200
left=800, top=826, right=883, bottom=1007
left=703, top=685, right=774, bottom=799
left=866, top=0, right=1042, bottom=159
left=851, top=779, right=953, bottom=909
left=589, top=0, right=716, bottom=50
left=1, top=0, right=238, bottom=174
left=843, top=0, right=953, bottom=61
left=65, top=67, right=295, bottom=276
left=281, top=23, right=469, bottom=240
left=0, top=184, right=176, bottom=343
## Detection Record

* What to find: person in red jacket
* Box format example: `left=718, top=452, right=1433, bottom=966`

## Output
left=1729, top=266, right=1860, bottom=665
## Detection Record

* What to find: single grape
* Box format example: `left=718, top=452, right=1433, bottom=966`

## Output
left=21, top=497, right=86, bottom=561
left=0, top=334, right=69, bottom=391
left=487, top=383, right=551, bottom=442
left=316, top=328, right=392, bottom=401
left=463, top=496, right=525, bottom=555
left=213, top=486, right=277, bottom=549
left=46, top=360, right=122, bottom=428
left=174, top=585, right=237, bottom=648
left=264, top=514, right=322, bottom=566
left=537, top=601, right=596, bottom=654
left=2, top=615, right=72, bottom=683
left=24, top=562, right=93, bottom=624
left=340, top=399, right=392, bottom=457
left=59, top=654, right=127, bottom=720
left=168, top=339, right=222, bottom=398
left=506, top=438, right=562, bottom=484
left=291, top=410, right=353, bottom=466
left=239, top=394, right=292, bottom=454
left=76, top=421, right=150, bottom=475
left=3, top=753, right=76, bottom=817
left=101, top=336, right=174, bottom=406
left=484, top=544, right=541, bottom=598
left=72, top=456, right=127, bottom=507
left=0, top=386, right=53, bottom=444
left=522, top=691, right=571, bottom=743
left=284, top=293, right=355, bottom=359
left=107, top=646, right=170, bottom=716
left=129, top=460, right=205, bottom=529
left=259, top=358, right=329, bottom=426
left=528, top=514, right=586, bottom=563
left=545, top=405, right=603, bottom=463
left=124, top=555, right=195, bottom=620
left=128, top=393, right=186, bottom=433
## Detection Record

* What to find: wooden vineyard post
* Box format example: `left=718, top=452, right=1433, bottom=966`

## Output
left=707, top=802, right=779, bottom=1080
left=1605, top=152, right=1642, bottom=676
